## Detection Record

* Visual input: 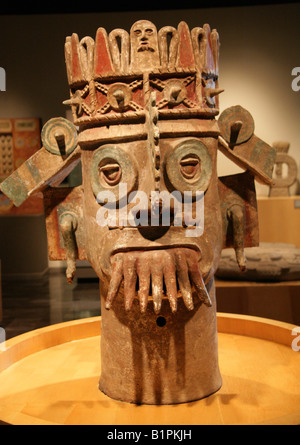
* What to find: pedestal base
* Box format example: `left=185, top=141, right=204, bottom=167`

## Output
left=0, top=314, right=299, bottom=425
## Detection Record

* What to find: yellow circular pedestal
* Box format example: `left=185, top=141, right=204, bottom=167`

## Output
left=0, top=314, right=299, bottom=425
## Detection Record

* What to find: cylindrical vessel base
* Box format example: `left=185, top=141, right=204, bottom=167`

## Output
left=99, top=279, right=222, bottom=405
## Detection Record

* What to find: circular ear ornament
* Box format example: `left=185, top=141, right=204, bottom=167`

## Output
left=90, top=145, right=138, bottom=203
left=166, top=139, right=212, bottom=193
left=41, top=117, right=78, bottom=156
left=218, top=105, right=255, bottom=145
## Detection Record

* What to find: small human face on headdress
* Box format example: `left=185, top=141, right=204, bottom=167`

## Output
left=131, top=20, right=157, bottom=52
left=130, top=20, right=160, bottom=71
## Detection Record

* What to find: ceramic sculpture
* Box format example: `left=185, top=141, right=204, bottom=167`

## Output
left=0, top=20, right=277, bottom=404
left=268, top=141, right=298, bottom=197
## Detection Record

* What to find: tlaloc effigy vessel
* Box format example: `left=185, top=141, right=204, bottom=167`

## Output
left=0, top=20, right=276, bottom=404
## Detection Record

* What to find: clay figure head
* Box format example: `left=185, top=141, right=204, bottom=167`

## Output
left=81, top=131, right=223, bottom=314
left=71, top=20, right=224, bottom=315
left=0, top=19, right=276, bottom=405
left=130, top=20, right=160, bottom=71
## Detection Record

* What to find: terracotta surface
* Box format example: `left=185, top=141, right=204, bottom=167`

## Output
left=99, top=280, right=221, bottom=404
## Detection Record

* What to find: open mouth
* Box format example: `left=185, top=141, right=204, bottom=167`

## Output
left=105, top=247, right=212, bottom=314
left=138, top=43, right=154, bottom=52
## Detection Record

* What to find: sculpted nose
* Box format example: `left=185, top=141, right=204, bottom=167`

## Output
left=140, top=30, right=148, bottom=40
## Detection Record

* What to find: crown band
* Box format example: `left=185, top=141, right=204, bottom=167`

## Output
left=78, top=118, right=220, bottom=149
left=63, top=20, right=223, bottom=131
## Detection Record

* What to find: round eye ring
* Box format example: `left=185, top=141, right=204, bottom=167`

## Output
left=90, top=145, right=138, bottom=203
left=166, top=139, right=212, bottom=193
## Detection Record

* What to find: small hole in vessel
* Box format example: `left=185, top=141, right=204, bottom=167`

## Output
left=156, top=316, right=166, bottom=327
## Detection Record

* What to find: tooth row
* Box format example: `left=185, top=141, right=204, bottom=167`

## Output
left=105, top=248, right=212, bottom=314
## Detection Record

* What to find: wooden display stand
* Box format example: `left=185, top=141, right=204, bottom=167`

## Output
left=0, top=314, right=299, bottom=425
left=257, top=196, right=300, bottom=247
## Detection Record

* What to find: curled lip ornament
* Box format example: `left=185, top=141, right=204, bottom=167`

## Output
left=98, top=224, right=203, bottom=273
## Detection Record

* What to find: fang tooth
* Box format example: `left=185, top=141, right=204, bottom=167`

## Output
left=198, top=280, right=212, bottom=307
left=136, top=257, right=150, bottom=313
left=185, top=250, right=212, bottom=307
left=105, top=254, right=123, bottom=310
left=174, top=250, right=194, bottom=311
left=162, top=254, right=177, bottom=313
left=123, top=254, right=137, bottom=311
